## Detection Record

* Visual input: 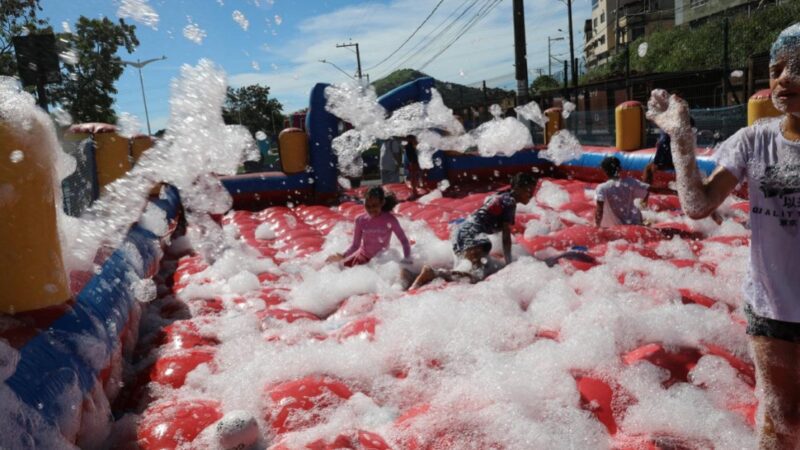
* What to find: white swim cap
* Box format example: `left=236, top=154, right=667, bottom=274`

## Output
left=770, top=23, right=800, bottom=65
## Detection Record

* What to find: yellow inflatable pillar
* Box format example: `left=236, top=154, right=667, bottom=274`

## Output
left=748, top=89, right=781, bottom=126
left=544, top=107, right=563, bottom=145
left=278, top=128, right=309, bottom=174
left=130, top=134, right=155, bottom=164
left=68, top=123, right=130, bottom=190
left=0, top=120, right=71, bottom=313
left=615, top=101, right=645, bottom=151
left=94, top=128, right=131, bottom=189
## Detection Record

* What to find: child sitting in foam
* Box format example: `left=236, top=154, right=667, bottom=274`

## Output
left=327, top=186, right=411, bottom=267
left=594, top=156, right=653, bottom=227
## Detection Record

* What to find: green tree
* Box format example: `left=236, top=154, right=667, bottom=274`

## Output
left=530, top=75, right=561, bottom=94
left=223, top=84, right=284, bottom=137
left=0, top=0, right=45, bottom=76
left=49, top=17, right=138, bottom=123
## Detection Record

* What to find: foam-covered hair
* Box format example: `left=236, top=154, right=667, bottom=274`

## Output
left=771, top=23, right=800, bottom=65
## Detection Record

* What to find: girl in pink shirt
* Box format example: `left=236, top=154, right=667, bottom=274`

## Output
left=327, top=187, right=412, bottom=267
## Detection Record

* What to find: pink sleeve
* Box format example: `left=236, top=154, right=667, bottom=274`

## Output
left=342, top=216, right=363, bottom=258
left=389, top=214, right=411, bottom=259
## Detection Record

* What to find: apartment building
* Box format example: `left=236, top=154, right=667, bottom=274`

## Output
left=584, top=0, right=617, bottom=69
left=584, top=0, right=675, bottom=69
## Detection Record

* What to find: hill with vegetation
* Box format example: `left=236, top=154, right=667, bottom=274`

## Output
left=371, top=68, right=513, bottom=111
left=583, top=1, right=799, bottom=83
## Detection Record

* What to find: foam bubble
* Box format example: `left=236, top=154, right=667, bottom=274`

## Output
left=117, top=0, right=160, bottom=29
left=116, top=112, right=142, bottom=138
left=183, top=20, right=207, bottom=44
left=8, top=150, right=23, bottom=164
left=514, top=101, right=548, bottom=128
left=232, top=10, right=249, bottom=31
left=540, top=129, right=583, bottom=165
left=562, top=101, right=576, bottom=119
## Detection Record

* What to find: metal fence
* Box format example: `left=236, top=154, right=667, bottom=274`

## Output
left=60, top=137, right=98, bottom=217
left=555, top=104, right=748, bottom=148
left=688, top=104, right=748, bottom=147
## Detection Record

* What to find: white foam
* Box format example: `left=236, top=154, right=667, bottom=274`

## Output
left=473, top=117, right=532, bottom=157
left=514, top=101, right=548, bottom=129
left=232, top=10, right=249, bottom=31
left=116, top=112, right=142, bottom=138
left=132, top=278, right=157, bottom=303
left=183, top=20, right=207, bottom=44
left=139, top=203, right=169, bottom=236
left=535, top=180, right=570, bottom=209
left=540, top=130, right=583, bottom=165
left=562, top=101, right=576, bottom=119
left=254, top=222, right=276, bottom=240
left=117, top=0, right=160, bottom=29
left=67, top=60, right=257, bottom=268
left=326, top=83, right=537, bottom=171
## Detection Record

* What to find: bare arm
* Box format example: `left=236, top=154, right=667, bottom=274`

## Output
left=502, top=223, right=512, bottom=265
left=341, top=217, right=363, bottom=258
left=646, top=90, right=739, bottom=219
left=595, top=201, right=604, bottom=226
left=641, top=164, right=654, bottom=204
left=390, top=215, right=412, bottom=260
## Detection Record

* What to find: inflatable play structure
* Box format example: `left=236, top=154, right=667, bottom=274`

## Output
left=220, top=78, right=722, bottom=211
left=220, top=78, right=436, bottom=210
left=0, top=81, right=783, bottom=448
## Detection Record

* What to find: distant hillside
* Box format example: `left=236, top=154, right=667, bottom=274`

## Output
left=371, top=69, right=513, bottom=112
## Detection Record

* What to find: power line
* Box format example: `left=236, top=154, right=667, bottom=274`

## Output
left=377, top=0, right=482, bottom=78
left=400, top=0, right=491, bottom=73
left=418, top=0, right=503, bottom=71
left=364, top=0, right=446, bottom=72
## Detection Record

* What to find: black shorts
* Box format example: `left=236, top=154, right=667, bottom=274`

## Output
left=744, top=305, right=800, bottom=343
left=452, top=222, right=491, bottom=256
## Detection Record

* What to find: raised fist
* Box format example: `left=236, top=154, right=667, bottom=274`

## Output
left=646, top=89, right=692, bottom=139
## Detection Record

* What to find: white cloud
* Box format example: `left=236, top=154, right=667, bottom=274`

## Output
left=228, top=0, right=592, bottom=113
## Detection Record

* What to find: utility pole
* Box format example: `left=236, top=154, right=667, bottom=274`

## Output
left=513, top=0, right=530, bottom=105
left=336, top=42, right=363, bottom=81
left=722, top=17, right=729, bottom=107
left=120, top=56, right=167, bottom=136
left=567, top=0, right=576, bottom=88
left=548, top=36, right=565, bottom=76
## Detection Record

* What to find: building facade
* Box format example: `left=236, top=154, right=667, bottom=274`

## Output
left=584, top=0, right=618, bottom=69
left=674, top=0, right=754, bottom=26
left=584, top=0, right=675, bottom=69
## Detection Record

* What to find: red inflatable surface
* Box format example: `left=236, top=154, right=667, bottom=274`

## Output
left=128, top=180, right=755, bottom=448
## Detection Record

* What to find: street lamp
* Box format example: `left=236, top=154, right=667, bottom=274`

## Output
left=120, top=55, right=167, bottom=136
left=548, top=36, right=565, bottom=76
left=318, top=59, right=357, bottom=81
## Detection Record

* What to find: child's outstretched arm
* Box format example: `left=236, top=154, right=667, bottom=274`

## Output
left=331, top=217, right=363, bottom=262
left=646, top=90, right=738, bottom=219
left=595, top=201, right=604, bottom=226
left=390, top=215, right=412, bottom=260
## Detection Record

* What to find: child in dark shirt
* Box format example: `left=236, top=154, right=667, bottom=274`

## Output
left=408, top=172, right=539, bottom=289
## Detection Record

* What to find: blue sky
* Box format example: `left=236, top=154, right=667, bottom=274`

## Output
left=39, top=0, right=592, bottom=133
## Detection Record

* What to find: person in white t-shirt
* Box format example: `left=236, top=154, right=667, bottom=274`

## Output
left=379, top=139, right=403, bottom=184
left=594, top=156, right=652, bottom=227
left=646, top=23, right=800, bottom=449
